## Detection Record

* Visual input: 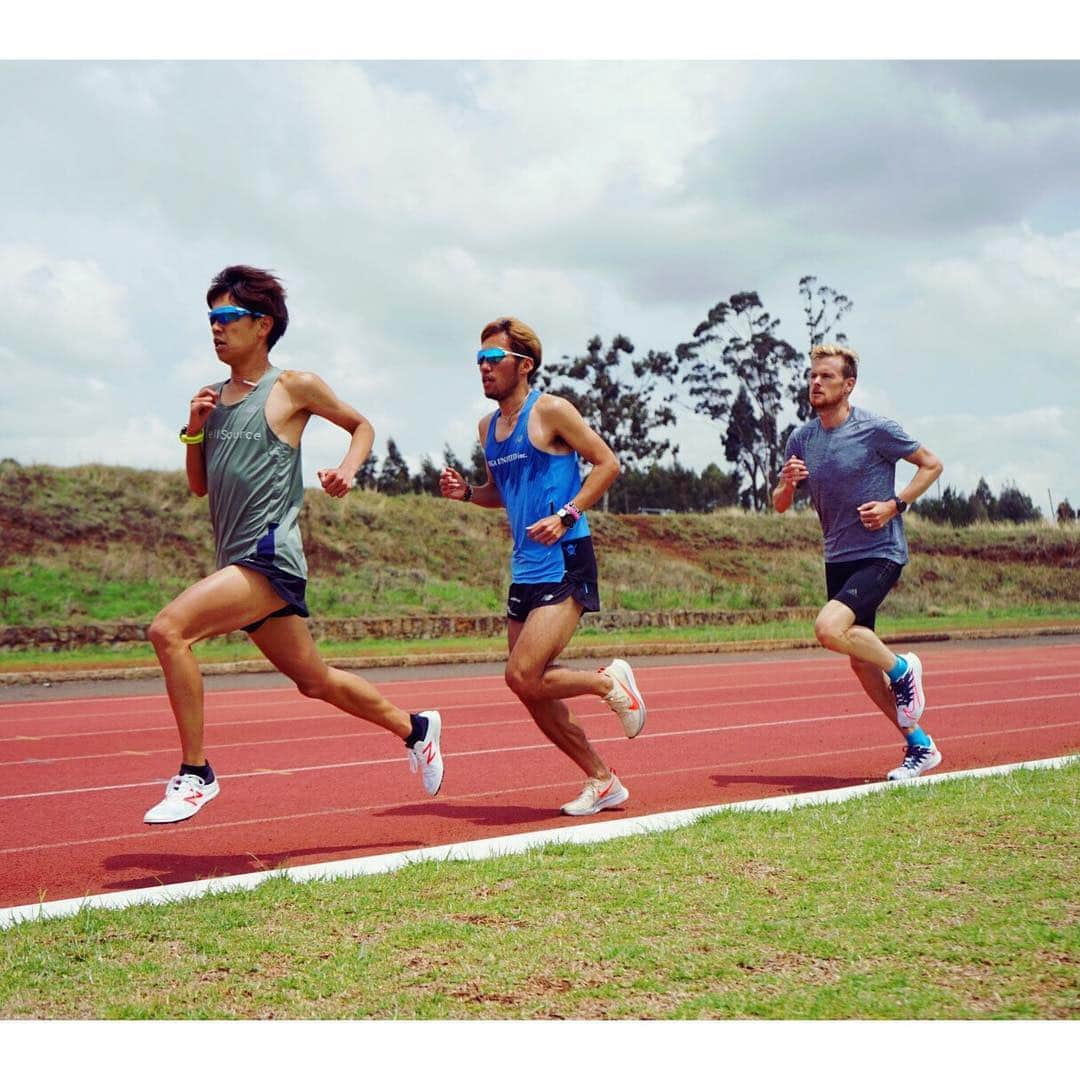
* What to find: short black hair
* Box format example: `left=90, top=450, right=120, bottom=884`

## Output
left=207, top=265, right=288, bottom=351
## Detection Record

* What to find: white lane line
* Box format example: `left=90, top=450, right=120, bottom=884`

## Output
left=5, top=654, right=1079, bottom=722
left=5, top=671, right=1080, bottom=751
left=4, top=733, right=1077, bottom=858
left=3, top=691, right=1079, bottom=802
left=1, top=754, right=1075, bottom=930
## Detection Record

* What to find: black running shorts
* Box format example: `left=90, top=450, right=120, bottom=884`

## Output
left=825, top=557, right=903, bottom=631
left=506, top=536, right=601, bottom=622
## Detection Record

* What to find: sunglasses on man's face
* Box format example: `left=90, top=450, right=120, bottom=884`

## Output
left=476, top=347, right=532, bottom=366
left=208, top=305, right=265, bottom=326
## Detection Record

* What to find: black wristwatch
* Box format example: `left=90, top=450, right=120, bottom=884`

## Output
left=893, top=497, right=908, bottom=515
left=556, top=507, right=575, bottom=529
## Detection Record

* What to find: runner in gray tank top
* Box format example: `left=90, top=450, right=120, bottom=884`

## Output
left=144, top=265, right=444, bottom=825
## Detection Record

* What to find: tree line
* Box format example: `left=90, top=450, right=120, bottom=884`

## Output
left=916, top=478, right=1043, bottom=526
left=358, top=275, right=1052, bottom=522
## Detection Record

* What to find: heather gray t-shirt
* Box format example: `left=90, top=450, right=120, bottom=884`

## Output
left=203, top=367, right=308, bottom=581
left=784, top=406, right=921, bottom=565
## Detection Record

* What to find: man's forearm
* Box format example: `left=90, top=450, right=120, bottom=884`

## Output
left=465, top=481, right=503, bottom=509
left=900, top=461, right=944, bottom=505
left=185, top=444, right=207, bottom=497
left=338, top=420, right=376, bottom=478
left=772, top=482, right=795, bottom=513
left=570, top=458, right=620, bottom=513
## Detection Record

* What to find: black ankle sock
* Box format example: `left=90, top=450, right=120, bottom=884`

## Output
left=180, top=761, right=215, bottom=783
left=404, top=713, right=428, bottom=748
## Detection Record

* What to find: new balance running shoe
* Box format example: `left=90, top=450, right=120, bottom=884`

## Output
left=601, top=658, right=647, bottom=738
left=560, top=773, right=629, bottom=816
left=886, top=741, right=942, bottom=781
left=408, top=710, right=444, bottom=796
left=892, top=652, right=926, bottom=727
left=144, top=772, right=220, bottom=824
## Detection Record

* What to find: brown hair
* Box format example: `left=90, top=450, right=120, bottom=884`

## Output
left=810, top=342, right=859, bottom=381
left=207, top=265, right=289, bottom=351
left=480, top=316, right=542, bottom=383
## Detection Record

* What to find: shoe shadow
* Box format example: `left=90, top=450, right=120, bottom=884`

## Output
left=102, top=842, right=413, bottom=892
left=709, top=772, right=873, bottom=794
left=374, top=802, right=558, bottom=827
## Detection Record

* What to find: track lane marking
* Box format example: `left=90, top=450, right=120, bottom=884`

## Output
left=3, top=693, right=1077, bottom=804
left=3, top=738, right=1077, bottom=857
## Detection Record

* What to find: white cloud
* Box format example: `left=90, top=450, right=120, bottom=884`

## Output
left=1, top=59, right=1079, bottom=515
left=910, top=224, right=1080, bottom=355
left=913, top=406, right=1075, bottom=518
left=0, top=244, right=142, bottom=372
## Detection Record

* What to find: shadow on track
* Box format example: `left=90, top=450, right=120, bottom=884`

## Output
left=375, top=801, right=565, bottom=826
left=708, top=772, right=872, bottom=793
left=100, top=841, right=418, bottom=892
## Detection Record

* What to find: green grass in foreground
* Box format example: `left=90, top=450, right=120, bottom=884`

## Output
left=3, top=606, right=1079, bottom=672
left=2, top=764, right=1077, bottom=1019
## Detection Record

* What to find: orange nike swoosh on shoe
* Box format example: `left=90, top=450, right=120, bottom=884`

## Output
left=616, top=679, right=641, bottom=710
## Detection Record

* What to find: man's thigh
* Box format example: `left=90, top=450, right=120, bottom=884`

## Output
left=247, top=614, right=324, bottom=684
left=507, top=596, right=584, bottom=676
left=158, top=565, right=284, bottom=644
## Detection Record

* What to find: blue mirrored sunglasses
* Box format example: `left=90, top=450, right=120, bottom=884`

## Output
left=476, top=347, right=532, bottom=365
left=208, top=305, right=265, bottom=326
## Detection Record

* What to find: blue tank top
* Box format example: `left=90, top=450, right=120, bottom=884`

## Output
left=485, top=389, right=590, bottom=583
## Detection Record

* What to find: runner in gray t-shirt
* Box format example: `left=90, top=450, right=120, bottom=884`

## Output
left=772, top=343, right=945, bottom=782
left=143, top=265, right=444, bottom=825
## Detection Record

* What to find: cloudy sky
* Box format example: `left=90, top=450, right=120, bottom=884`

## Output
left=2, top=51, right=1078, bottom=514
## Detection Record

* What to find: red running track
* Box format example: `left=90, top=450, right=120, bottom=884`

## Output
left=2, top=638, right=1078, bottom=910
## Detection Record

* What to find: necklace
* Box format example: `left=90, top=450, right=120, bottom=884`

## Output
left=230, top=367, right=269, bottom=390
left=501, top=395, right=528, bottom=428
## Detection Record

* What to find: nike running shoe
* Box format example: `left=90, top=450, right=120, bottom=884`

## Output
left=892, top=652, right=926, bottom=727
left=144, top=772, right=220, bottom=824
left=601, top=658, right=647, bottom=738
left=886, top=741, right=942, bottom=781
left=408, top=710, right=444, bottom=796
left=560, top=773, right=629, bottom=816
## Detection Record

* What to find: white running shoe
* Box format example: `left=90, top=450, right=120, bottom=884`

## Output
left=408, top=710, right=444, bottom=796
left=144, top=772, right=220, bottom=824
left=601, top=658, right=647, bottom=738
left=560, top=773, right=629, bottom=816
left=892, top=652, right=926, bottom=727
left=886, top=742, right=942, bottom=781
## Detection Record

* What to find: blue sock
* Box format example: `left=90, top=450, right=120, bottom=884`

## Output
left=905, top=726, right=933, bottom=748
left=180, top=761, right=214, bottom=783
left=887, top=655, right=909, bottom=684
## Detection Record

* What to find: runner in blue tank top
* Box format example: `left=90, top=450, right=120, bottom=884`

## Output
left=440, top=316, right=649, bottom=817
left=772, top=343, right=945, bottom=782
left=143, top=265, right=444, bottom=825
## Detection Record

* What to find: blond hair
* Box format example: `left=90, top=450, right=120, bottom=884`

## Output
left=810, top=342, right=859, bottom=381
left=480, top=316, right=543, bottom=383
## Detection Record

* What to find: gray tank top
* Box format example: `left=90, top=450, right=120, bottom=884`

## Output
left=202, top=367, right=308, bottom=580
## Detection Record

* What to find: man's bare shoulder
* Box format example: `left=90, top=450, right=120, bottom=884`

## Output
left=277, top=368, right=313, bottom=389
left=277, top=368, right=330, bottom=401
left=532, top=392, right=579, bottom=421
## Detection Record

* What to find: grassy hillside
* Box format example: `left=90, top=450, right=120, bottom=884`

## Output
left=1, top=461, right=1079, bottom=628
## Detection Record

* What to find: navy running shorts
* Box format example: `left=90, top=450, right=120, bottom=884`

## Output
left=506, top=536, right=601, bottom=622
left=234, top=558, right=310, bottom=633
left=825, top=557, right=903, bottom=631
